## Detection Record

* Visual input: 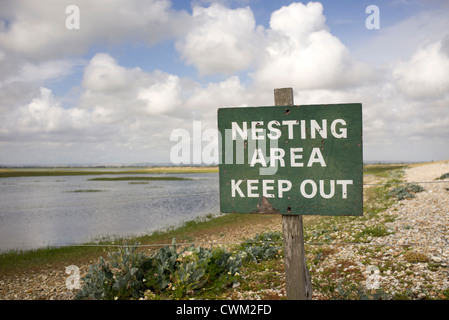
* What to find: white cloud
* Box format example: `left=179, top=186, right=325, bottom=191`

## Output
left=80, top=53, right=184, bottom=117
left=82, top=53, right=139, bottom=93
left=0, top=0, right=187, bottom=60
left=393, top=38, right=449, bottom=99
left=137, top=74, right=182, bottom=115
left=1, top=87, right=90, bottom=141
left=176, top=2, right=375, bottom=90
left=269, top=1, right=327, bottom=38
left=5, top=59, right=85, bottom=84
left=251, top=2, right=375, bottom=91
left=352, top=9, right=449, bottom=65
left=176, top=3, right=263, bottom=75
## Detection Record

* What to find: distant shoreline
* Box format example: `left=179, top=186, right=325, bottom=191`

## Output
left=0, top=166, right=219, bottom=178
left=0, top=162, right=439, bottom=178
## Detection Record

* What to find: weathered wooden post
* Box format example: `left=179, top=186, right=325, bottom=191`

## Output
left=274, top=88, right=312, bottom=300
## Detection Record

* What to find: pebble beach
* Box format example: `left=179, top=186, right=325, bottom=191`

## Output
left=307, top=161, right=449, bottom=299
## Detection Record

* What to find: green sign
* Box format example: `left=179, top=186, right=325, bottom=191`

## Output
left=217, top=103, right=363, bottom=216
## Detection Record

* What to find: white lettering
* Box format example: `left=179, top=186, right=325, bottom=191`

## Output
left=250, top=148, right=267, bottom=167
left=262, top=180, right=275, bottom=198
left=229, top=118, right=348, bottom=142
left=300, top=180, right=317, bottom=199
left=270, top=148, right=285, bottom=167
left=290, top=148, right=304, bottom=167
left=247, top=180, right=259, bottom=197
left=311, top=119, right=327, bottom=139
left=319, top=180, right=335, bottom=199
left=251, top=121, right=264, bottom=140
left=232, top=122, right=247, bottom=140
left=177, top=304, right=210, bottom=317
left=278, top=180, right=292, bottom=198
left=267, top=120, right=281, bottom=140
left=231, top=179, right=245, bottom=197
left=230, top=179, right=354, bottom=199
left=300, top=120, right=306, bottom=139
left=331, top=119, right=347, bottom=139
left=282, top=120, right=298, bottom=139
left=307, top=148, right=326, bottom=167
left=337, top=180, right=353, bottom=199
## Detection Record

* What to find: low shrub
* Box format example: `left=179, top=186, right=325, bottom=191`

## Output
left=238, top=231, right=283, bottom=263
left=403, top=250, right=428, bottom=263
left=436, top=172, right=449, bottom=180
left=388, top=184, right=424, bottom=200
left=75, top=231, right=284, bottom=300
left=75, top=243, right=242, bottom=300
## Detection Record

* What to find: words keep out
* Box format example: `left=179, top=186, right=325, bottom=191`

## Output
left=230, top=179, right=353, bottom=199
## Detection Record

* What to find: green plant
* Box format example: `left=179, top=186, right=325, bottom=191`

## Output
left=75, top=241, right=243, bottom=300
left=355, top=226, right=391, bottom=242
left=238, top=231, right=283, bottom=263
left=388, top=184, right=424, bottom=200
left=336, top=283, right=391, bottom=300
left=75, top=244, right=150, bottom=300
left=75, top=230, right=288, bottom=300
left=436, top=172, right=449, bottom=180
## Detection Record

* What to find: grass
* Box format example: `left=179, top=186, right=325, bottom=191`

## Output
left=0, top=166, right=218, bottom=178
left=0, top=213, right=278, bottom=275
left=68, top=189, right=106, bottom=193
left=87, top=176, right=191, bottom=181
left=363, top=164, right=408, bottom=176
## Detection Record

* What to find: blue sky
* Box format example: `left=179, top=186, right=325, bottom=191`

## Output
left=0, top=0, right=448, bottom=165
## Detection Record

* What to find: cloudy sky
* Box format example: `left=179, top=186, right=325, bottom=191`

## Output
left=0, top=0, right=448, bottom=166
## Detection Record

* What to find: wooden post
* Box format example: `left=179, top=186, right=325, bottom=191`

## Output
left=274, top=88, right=312, bottom=300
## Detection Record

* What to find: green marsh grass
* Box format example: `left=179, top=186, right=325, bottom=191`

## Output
left=88, top=176, right=191, bottom=181
left=0, top=213, right=276, bottom=275
left=68, top=189, right=106, bottom=193
left=0, top=166, right=218, bottom=178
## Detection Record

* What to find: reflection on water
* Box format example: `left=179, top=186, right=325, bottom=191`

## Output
left=0, top=173, right=219, bottom=252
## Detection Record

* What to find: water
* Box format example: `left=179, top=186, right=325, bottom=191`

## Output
left=0, top=173, right=219, bottom=252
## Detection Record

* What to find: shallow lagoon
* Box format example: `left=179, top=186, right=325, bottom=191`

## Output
left=0, top=172, right=219, bottom=252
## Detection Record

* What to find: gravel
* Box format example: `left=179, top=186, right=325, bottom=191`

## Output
left=1, top=161, right=448, bottom=300
left=308, top=161, right=449, bottom=300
